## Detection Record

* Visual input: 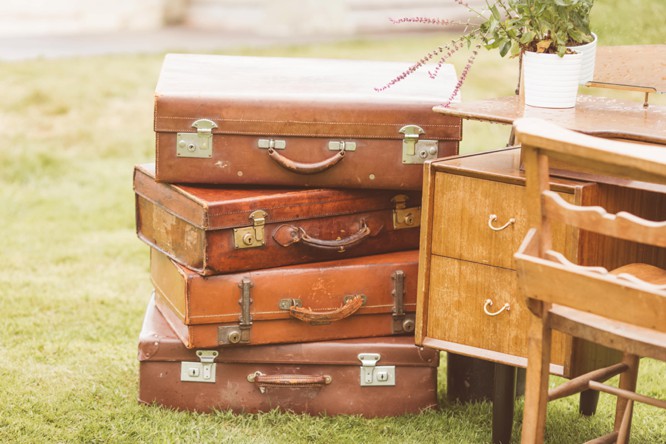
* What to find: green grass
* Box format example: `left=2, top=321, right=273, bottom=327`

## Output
left=1, top=2, right=665, bottom=442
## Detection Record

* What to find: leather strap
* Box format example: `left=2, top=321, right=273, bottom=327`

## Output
left=248, top=372, right=333, bottom=387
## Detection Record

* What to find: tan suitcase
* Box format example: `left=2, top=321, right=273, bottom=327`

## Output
left=154, top=54, right=461, bottom=189
left=135, top=163, right=421, bottom=275
left=151, top=248, right=419, bottom=349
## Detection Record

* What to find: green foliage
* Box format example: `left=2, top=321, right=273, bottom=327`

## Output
left=470, top=0, right=594, bottom=57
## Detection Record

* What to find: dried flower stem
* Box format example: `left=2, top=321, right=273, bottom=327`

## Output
left=441, top=43, right=482, bottom=108
left=389, top=17, right=467, bottom=27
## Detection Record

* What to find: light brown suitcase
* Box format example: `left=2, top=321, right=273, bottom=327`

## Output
left=134, top=163, right=421, bottom=275
left=151, top=248, right=419, bottom=349
left=154, top=54, right=461, bottom=189
left=138, top=296, right=439, bottom=417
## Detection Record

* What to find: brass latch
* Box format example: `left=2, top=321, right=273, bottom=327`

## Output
left=218, top=279, right=253, bottom=345
left=176, top=119, right=217, bottom=158
left=233, top=210, right=268, bottom=249
left=392, top=194, right=421, bottom=230
left=399, top=125, right=439, bottom=164
left=391, top=270, right=415, bottom=334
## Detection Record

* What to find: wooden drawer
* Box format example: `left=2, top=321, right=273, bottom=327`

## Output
left=430, top=173, right=574, bottom=270
left=425, top=255, right=568, bottom=366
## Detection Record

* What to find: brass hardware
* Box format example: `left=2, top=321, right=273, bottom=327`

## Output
left=391, top=270, right=415, bottom=334
left=399, top=125, right=439, bottom=164
left=343, top=294, right=367, bottom=306
left=483, top=298, right=510, bottom=317
left=328, top=140, right=357, bottom=151
left=278, top=298, right=302, bottom=310
left=358, top=353, right=395, bottom=386
left=176, top=119, right=217, bottom=158
left=217, top=279, right=253, bottom=345
left=180, top=350, right=218, bottom=383
left=488, top=214, right=516, bottom=231
left=392, top=194, right=421, bottom=230
left=257, top=139, right=287, bottom=150
left=233, top=210, right=268, bottom=249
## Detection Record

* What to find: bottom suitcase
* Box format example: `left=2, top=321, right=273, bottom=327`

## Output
left=138, top=295, right=440, bottom=417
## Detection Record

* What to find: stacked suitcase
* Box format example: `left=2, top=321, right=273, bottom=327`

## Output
left=134, top=54, right=462, bottom=417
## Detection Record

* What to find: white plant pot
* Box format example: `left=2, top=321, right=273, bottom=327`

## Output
left=568, top=32, right=597, bottom=84
left=523, top=51, right=582, bottom=108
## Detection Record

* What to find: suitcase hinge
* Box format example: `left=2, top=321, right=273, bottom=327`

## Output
left=391, top=270, right=415, bottom=334
left=233, top=210, right=268, bottom=249
left=180, top=350, right=219, bottom=383
left=218, top=279, right=253, bottom=345
left=392, top=194, right=421, bottom=230
left=358, top=353, right=395, bottom=386
left=176, top=119, right=217, bottom=158
left=399, top=125, right=439, bottom=164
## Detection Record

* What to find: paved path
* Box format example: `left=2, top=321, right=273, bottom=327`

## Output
left=0, top=27, right=410, bottom=61
left=0, top=26, right=364, bottom=61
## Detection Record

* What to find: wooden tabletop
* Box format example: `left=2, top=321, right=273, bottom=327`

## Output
left=433, top=95, right=666, bottom=145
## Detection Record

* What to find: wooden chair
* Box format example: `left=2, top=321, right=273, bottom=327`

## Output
left=513, top=117, right=666, bottom=443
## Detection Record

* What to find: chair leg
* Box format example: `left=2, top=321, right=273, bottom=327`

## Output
left=521, top=306, right=552, bottom=444
left=614, top=353, right=639, bottom=443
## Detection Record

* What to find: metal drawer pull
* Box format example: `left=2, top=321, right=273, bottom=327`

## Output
left=483, top=298, right=510, bottom=317
left=488, top=214, right=516, bottom=231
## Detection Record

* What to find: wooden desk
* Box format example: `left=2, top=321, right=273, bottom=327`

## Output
left=434, top=95, right=666, bottom=145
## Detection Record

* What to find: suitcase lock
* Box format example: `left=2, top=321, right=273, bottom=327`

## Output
left=176, top=119, right=217, bottom=158
left=358, top=353, right=395, bottom=386
left=180, top=350, right=218, bottom=383
left=392, top=194, right=421, bottom=230
left=400, top=125, right=439, bottom=164
left=233, top=210, right=268, bottom=249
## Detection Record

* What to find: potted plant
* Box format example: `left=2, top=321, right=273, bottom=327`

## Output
left=377, top=0, right=595, bottom=108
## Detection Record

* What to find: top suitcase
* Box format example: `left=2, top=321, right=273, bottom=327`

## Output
left=154, top=54, right=462, bottom=189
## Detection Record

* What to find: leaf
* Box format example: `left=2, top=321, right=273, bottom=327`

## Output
left=520, top=30, right=536, bottom=44
left=536, top=39, right=552, bottom=53
left=499, top=40, right=512, bottom=57
left=490, top=4, right=501, bottom=21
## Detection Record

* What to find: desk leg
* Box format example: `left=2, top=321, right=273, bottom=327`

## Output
left=579, top=389, right=600, bottom=416
left=447, top=353, right=495, bottom=403
left=492, top=363, right=517, bottom=444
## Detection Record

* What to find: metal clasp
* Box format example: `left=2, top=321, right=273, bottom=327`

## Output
left=180, top=350, right=219, bottom=383
left=391, top=270, right=415, bottom=334
left=176, top=119, right=217, bottom=158
left=218, top=279, right=253, bottom=345
left=399, top=125, right=439, bottom=164
left=257, top=139, right=287, bottom=150
left=328, top=140, right=357, bottom=151
left=233, top=210, right=268, bottom=249
left=358, top=353, right=395, bottom=386
left=392, top=194, right=421, bottom=230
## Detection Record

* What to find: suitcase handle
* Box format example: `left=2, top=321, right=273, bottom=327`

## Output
left=273, top=219, right=374, bottom=252
left=247, top=371, right=333, bottom=388
left=288, top=294, right=364, bottom=324
left=267, top=147, right=345, bottom=174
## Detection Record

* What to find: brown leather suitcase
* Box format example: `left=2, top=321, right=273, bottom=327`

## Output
left=151, top=248, right=419, bottom=349
left=134, top=163, right=421, bottom=276
left=138, top=296, right=439, bottom=417
left=154, top=54, right=461, bottom=189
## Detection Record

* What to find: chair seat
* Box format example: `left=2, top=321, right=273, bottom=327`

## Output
left=548, top=304, right=666, bottom=362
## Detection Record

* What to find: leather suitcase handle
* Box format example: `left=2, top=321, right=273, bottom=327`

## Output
left=273, top=220, right=374, bottom=252
left=267, top=147, right=345, bottom=174
left=247, top=371, right=333, bottom=387
left=288, top=294, right=364, bottom=324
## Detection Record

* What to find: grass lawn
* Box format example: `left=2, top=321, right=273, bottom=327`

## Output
left=1, top=1, right=665, bottom=442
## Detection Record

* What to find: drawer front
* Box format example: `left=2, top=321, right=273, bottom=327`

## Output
left=425, top=256, right=567, bottom=365
left=430, top=173, right=573, bottom=270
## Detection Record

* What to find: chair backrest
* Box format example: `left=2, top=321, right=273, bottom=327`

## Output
left=514, top=117, right=666, bottom=332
